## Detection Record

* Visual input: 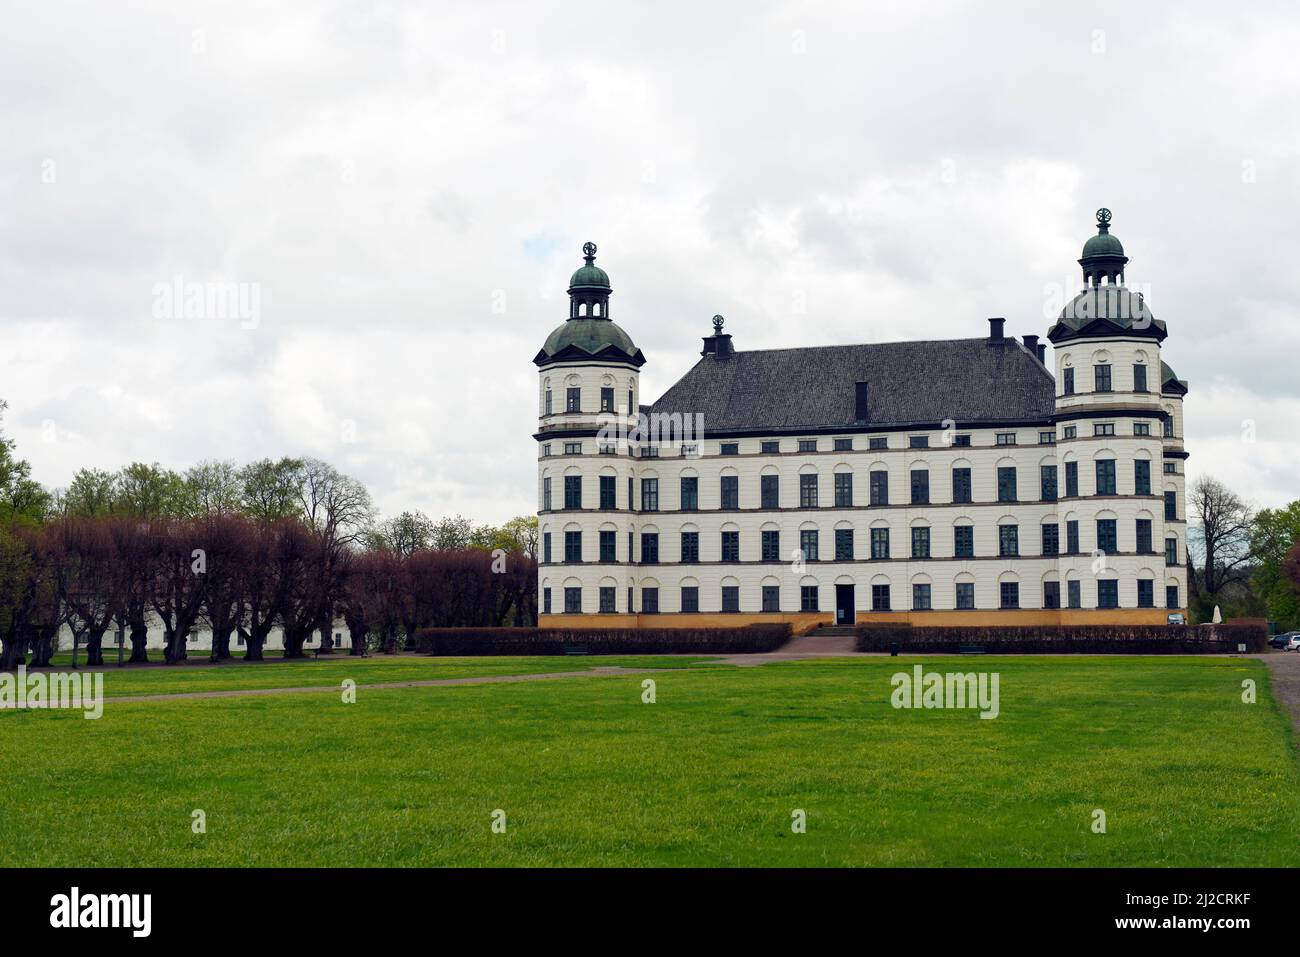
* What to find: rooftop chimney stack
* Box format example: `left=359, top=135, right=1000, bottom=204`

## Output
left=1036, top=342, right=1047, bottom=364
left=855, top=381, right=869, bottom=422
left=1022, top=334, right=1039, bottom=356
left=988, top=317, right=1005, bottom=342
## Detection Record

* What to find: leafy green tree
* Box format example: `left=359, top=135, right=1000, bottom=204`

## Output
left=239, top=457, right=305, bottom=524
left=63, top=468, right=118, bottom=517
left=1251, top=501, right=1300, bottom=629
left=186, top=460, right=243, bottom=517
left=113, top=462, right=188, bottom=518
left=0, top=400, right=51, bottom=524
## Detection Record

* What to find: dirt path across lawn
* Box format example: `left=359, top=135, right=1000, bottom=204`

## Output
left=1259, top=652, right=1300, bottom=738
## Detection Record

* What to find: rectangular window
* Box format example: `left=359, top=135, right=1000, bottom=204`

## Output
left=680, top=531, right=699, bottom=563
left=1063, top=367, right=1075, bottom=395
left=798, top=439, right=817, bottom=453
left=1096, top=519, right=1117, bottom=554
left=1163, top=417, right=1174, bottom=438
left=800, top=529, right=819, bottom=561
left=1136, top=518, right=1152, bottom=554
left=1067, top=579, right=1081, bottom=609
left=1163, top=462, right=1177, bottom=475
left=721, top=586, right=739, bottom=613
left=800, top=585, right=819, bottom=611
left=871, top=584, right=891, bottom=611
left=1065, top=461, right=1079, bottom=498
left=1137, top=579, right=1154, bottom=608
left=869, top=470, right=889, bottom=506
left=564, top=587, right=581, bottom=613
left=1166, top=585, right=1180, bottom=609
left=599, top=530, right=616, bottom=563
left=541, top=443, right=551, bottom=457
left=955, top=582, right=975, bottom=610
left=720, top=530, right=740, bottom=562
left=642, top=588, right=659, bottom=614
left=566, top=387, right=581, bottom=412
left=1164, top=490, right=1177, bottom=520
left=1066, top=520, right=1080, bottom=554
left=600, top=387, right=614, bottom=412
left=1098, top=579, right=1119, bottom=609
left=869, top=437, right=888, bottom=450
left=680, top=476, right=698, bottom=510
left=599, top=586, right=616, bottom=613
left=952, top=467, right=972, bottom=504
left=599, top=475, right=616, bottom=509
left=835, top=528, right=854, bottom=561
left=720, top=475, right=739, bottom=510
left=833, top=438, right=852, bottom=451
left=1094, top=364, right=1112, bottom=392
left=912, top=526, right=931, bottom=559
left=681, top=586, right=699, bottom=613
left=996, top=432, right=1017, bottom=446
left=834, top=472, right=853, bottom=507
left=564, top=475, right=582, bottom=509
left=761, top=585, right=780, bottom=612
left=1039, top=431, right=1056, bottom=445
left=1134, top=421, right=1151, bottom=436
left=999, top=582, right=1019, bottom=610
left=870, top=527, right=890, bottom=560
left=1042, top=523, right=1059, bottom=556
left=761, top=440, right=780, bottom=454
left=564, top=441, right=583, bottom=455
left=640, top=446, right=658, bottom=458
left=1134, top=459, right=1151, bottom=496
left=1094, top=422, right=1115, bottom=437
left=761, top=474, right=780, bottom=509
left=542, top=477, right=552, bottom=511
left=954, top=525, right=974, bottom=558
left=1133, top=364, right=1148, bottom=393
left=679, top=444, right=696, bottom=457
left=564, top=531, right=582, bottom=562
left=1063, top=425, right=1077, bottom=440
left=542, top=532, right=552, bottom=564
left=999, top=524, right=1018, bottom=557
left=761, top=529, right=780, bottom=562
left=913, top=583, right=932, bottom=611
left=909, top=435, right=929, bottom=448
left=1043, top=581, right=1061, bottom=609
left=544, top=391, right=553, bottom=415
left=640, top=532, right=659, bottom=564
left=640, top=478, right=659, bottom=511
left=910, top=469, right=930, bottom=505
left=953, top=434, right=971, bottom=447
left=1165, top=537, right=1178, bottom=567
left=542, top=588, right=552, bottom=614
left=1040, top=465, right=1057, bottom=501
left=720, top=442, right=739, bottom=456
left=1095, top=459, right=1116, bottom=496
left=997, top=466, right=1017, bottom=502
left=799, top=474, right=818, bottom=508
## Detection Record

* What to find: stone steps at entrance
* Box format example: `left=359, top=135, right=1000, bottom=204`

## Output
left=809, top=625, right=858, bottom=637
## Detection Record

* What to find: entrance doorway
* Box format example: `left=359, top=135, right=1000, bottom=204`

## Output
left=835, top=584, right=856, bottom=625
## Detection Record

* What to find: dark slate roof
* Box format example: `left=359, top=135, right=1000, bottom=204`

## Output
left=650, top=337, right=1055, bottom=433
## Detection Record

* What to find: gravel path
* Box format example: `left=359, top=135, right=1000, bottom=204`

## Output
left=1259, top=651, right=1300, bottom=737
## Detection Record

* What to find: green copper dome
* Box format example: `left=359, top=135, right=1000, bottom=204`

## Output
left=1082, top=230, right=1124, bottom=259
left=541, top=317, right=638, bottom=356
left=568, top=263, right=610, bottom=289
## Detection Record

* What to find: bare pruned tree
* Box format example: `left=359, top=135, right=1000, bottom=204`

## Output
left=1188, top=475, right=1255, bottom=598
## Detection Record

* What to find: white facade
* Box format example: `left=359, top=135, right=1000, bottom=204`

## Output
left=535, top=219, right=1187, bottom=626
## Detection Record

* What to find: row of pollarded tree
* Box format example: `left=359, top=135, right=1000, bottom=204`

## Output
left=0, top=513, right=537, bottom=668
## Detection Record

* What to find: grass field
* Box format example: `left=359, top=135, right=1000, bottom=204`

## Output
left=2, top=654, right=1298, bottom=867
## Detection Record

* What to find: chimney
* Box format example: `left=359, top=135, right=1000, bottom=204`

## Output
left=1022, top=334, right=1039, bottom=357
left=1036, top=342, right=1047, bottom=364
left=855, top=381, right=869, bottom=422
left=988, top=317, right=1005, bottom=342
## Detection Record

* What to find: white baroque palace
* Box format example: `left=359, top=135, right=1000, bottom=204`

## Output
left=535, top=214, right=1188, bottom=629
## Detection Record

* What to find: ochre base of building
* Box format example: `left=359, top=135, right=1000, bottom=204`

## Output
left=540, top=608, right=1183, bottom=634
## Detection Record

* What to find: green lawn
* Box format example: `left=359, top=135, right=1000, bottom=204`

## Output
left=2, top=655, right=1297, bottom=866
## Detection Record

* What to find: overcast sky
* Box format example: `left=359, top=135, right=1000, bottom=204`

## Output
left=3, top=1, right=1298, bottom=525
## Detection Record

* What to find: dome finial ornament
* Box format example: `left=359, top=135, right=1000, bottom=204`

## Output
left=712, top=314, right=725, bottom=334
left=582, top=241, right=597, bottom=264
left=1096, top=207, right=1112, bottom=225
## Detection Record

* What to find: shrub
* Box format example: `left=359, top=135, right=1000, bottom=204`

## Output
left=853, top=622, right=1267, bottom=654
left=415, top=623, right=792, bottom=656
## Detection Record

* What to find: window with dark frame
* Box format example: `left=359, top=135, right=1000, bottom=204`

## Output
left=720, top=530, right=739, bottom=562
left=761, top=474, right=780, bottom=509
left=680, top=531, right=699, bottom=563
left=799, top=474, right=818, bottom=508
left=800, top=528, right=819, bottom=561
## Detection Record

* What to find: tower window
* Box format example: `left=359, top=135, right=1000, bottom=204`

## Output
left=1094, top=364, right=1112, bottom=393
left=600, top=387, right=614, bottom=412
left=566, top=387, right=581, bottom=412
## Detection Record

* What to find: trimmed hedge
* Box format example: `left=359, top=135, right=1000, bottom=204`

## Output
left=853, top=622, right=1267, bottom=655
left=415, top=623, right=792, bottom=656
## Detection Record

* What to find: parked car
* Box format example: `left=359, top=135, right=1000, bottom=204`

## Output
left=1268, top=633, right=1293, bottom=649
left=1288, top=635, right=1300, bottom=652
